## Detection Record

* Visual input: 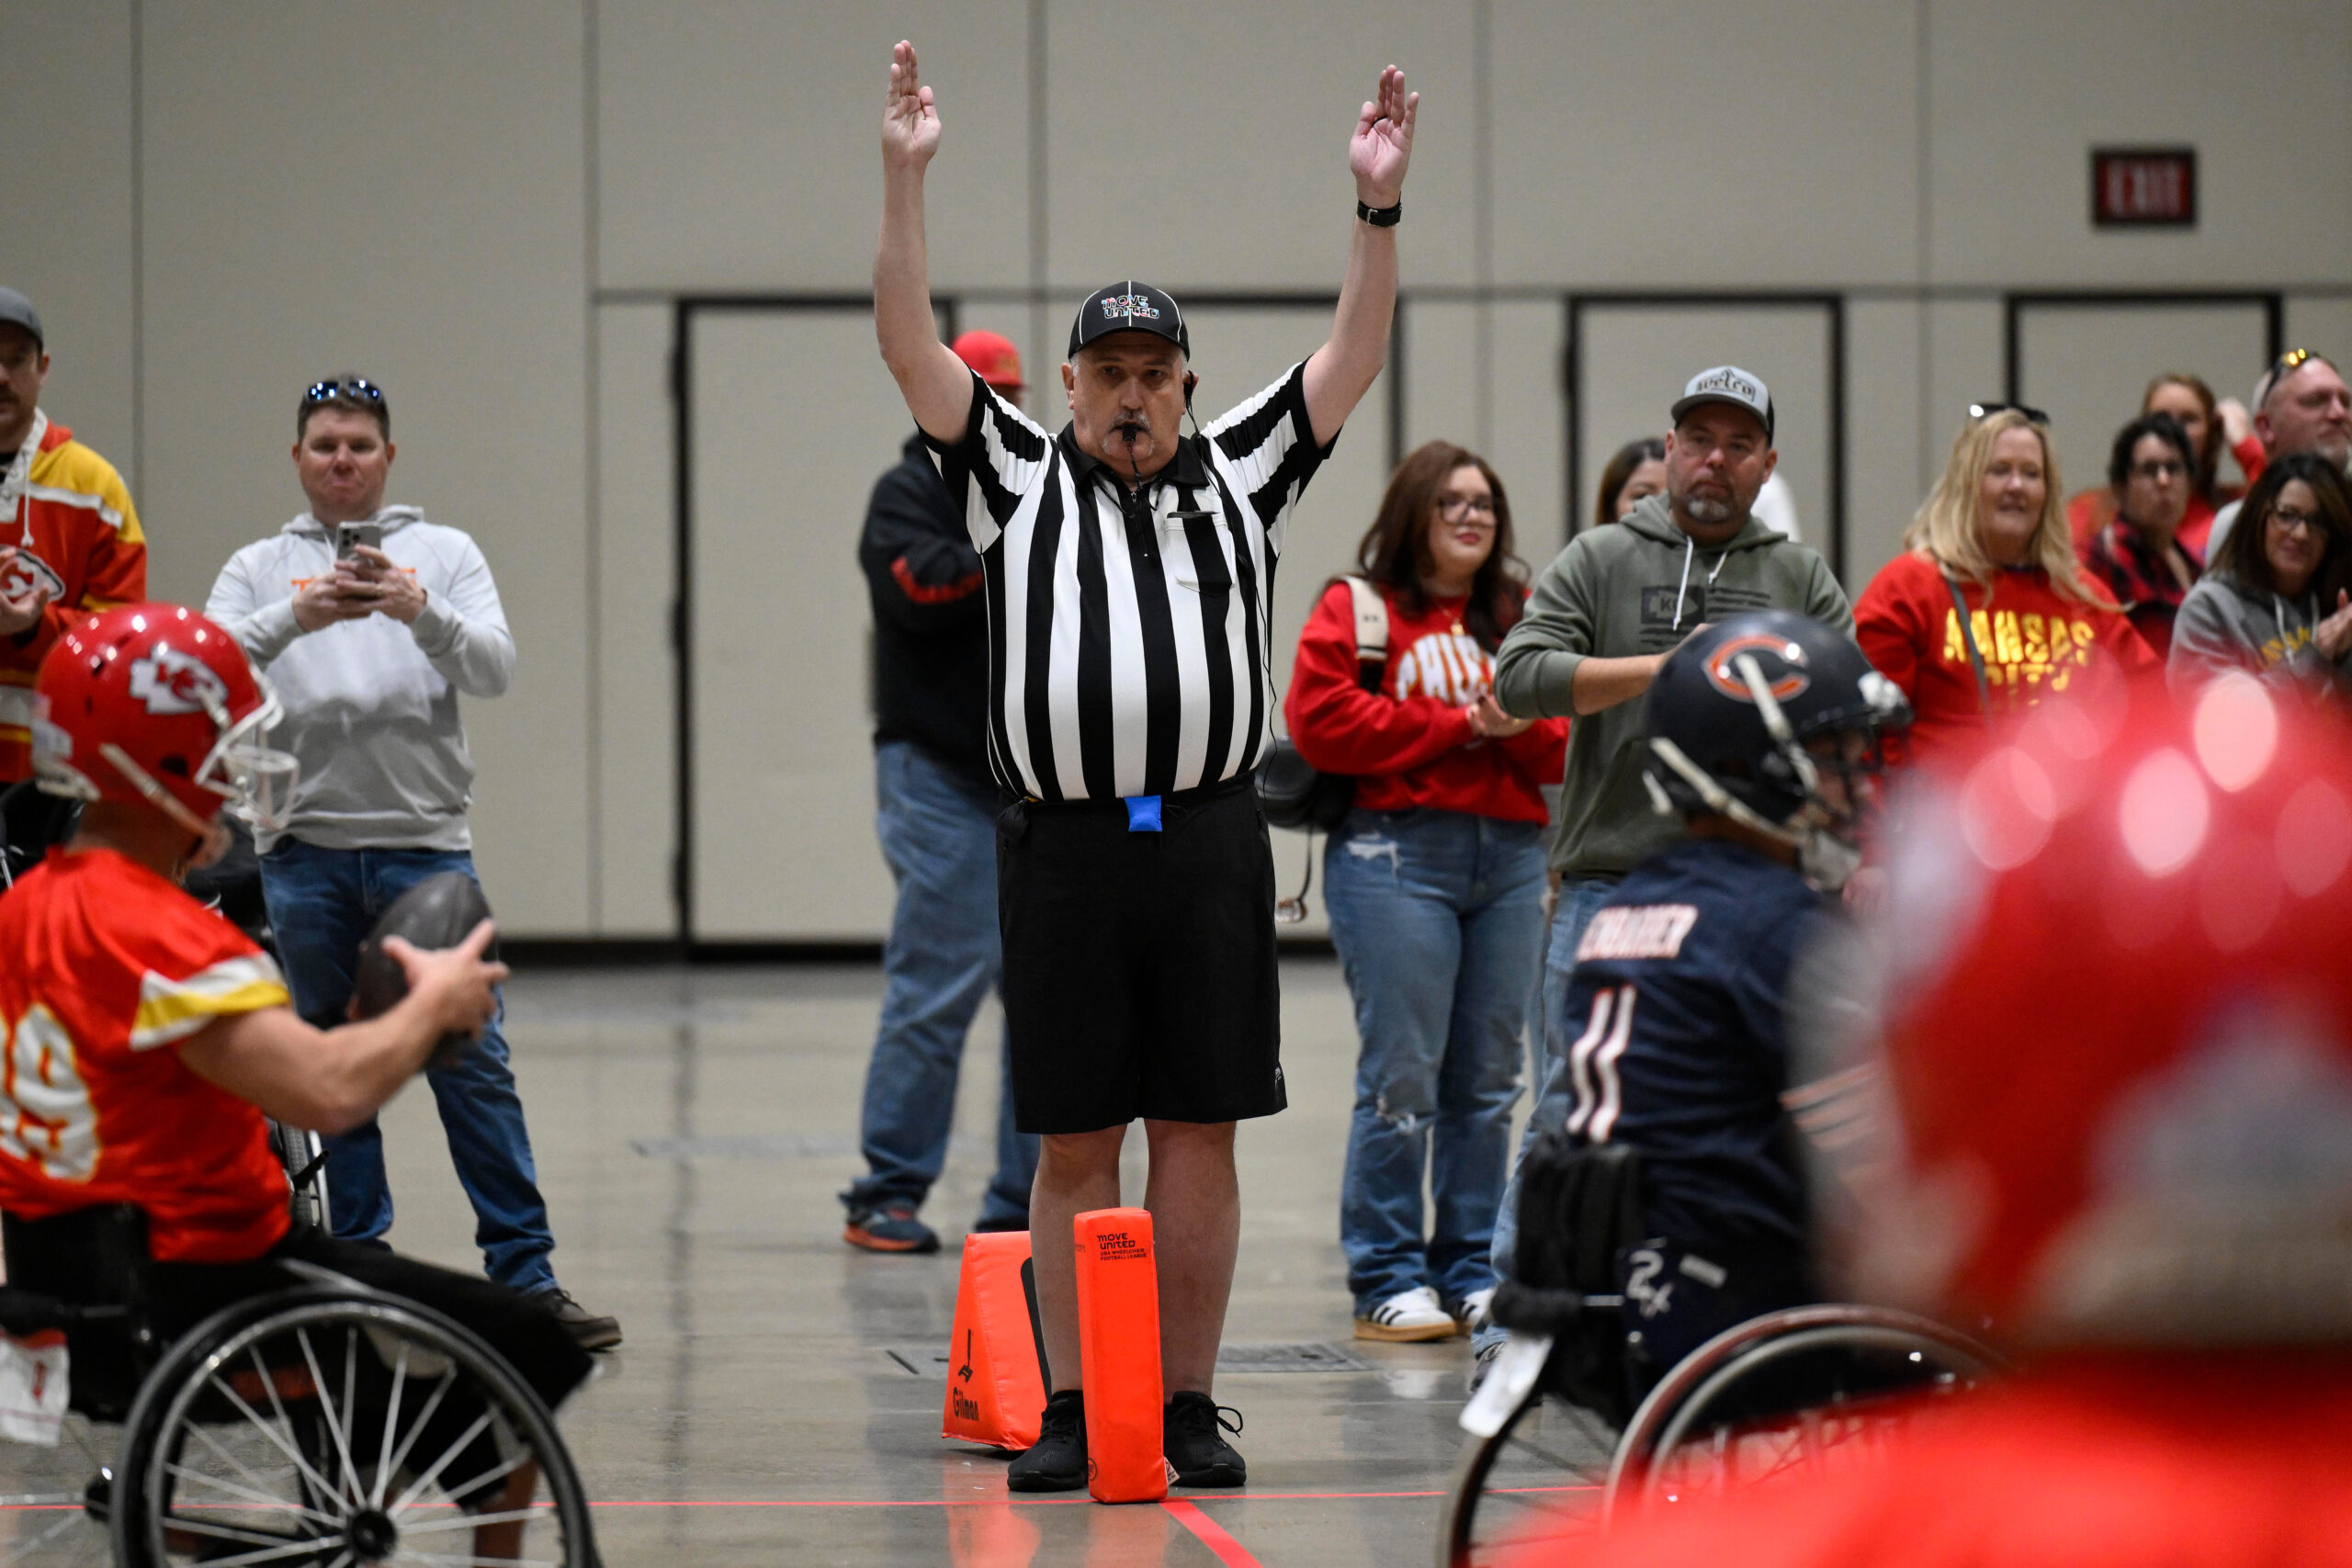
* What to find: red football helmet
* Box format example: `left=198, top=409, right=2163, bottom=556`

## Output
left=32, top=604, right=297, bottom=849
left=1822, top=669, right=2352, bottom=1348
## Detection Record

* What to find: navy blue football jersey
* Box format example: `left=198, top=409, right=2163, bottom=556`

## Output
left=1550, top=835, right=1832, bottom=1255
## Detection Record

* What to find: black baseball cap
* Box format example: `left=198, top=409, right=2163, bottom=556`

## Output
left=1069, top=281, right=1189, bottom=359
left=0, top=288, right=43, bottom=350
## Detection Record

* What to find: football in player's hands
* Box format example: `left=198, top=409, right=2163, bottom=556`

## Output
left=351, top=871, right=499, bottom=1071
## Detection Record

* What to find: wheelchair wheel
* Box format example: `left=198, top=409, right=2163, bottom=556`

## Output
left=0, top=1415, right=116, bottom=1568
left=110, top=1285, right=595, bottom=1568
left=1437, top=1382, right=1617, bottom=1568
left=268, top=1122, right=331, bottom=1234
left=1603, top=1304, right=2003, bottom=1526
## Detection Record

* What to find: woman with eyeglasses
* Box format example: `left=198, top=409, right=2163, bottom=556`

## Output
left=2080, top=412, right=2202, bottom=657
left=2065, top=373, right=2257, bottom=560
left=2169, top=454, right=2352, bottom=701
left=1283, top=440, right=1568, bottom=1345
left=1854, top=407, right=2153, bottom=769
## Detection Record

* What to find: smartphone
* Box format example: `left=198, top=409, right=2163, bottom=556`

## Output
left=335, top=522, right=383, bottom=562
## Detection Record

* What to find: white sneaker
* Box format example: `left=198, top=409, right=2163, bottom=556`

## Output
left=1354, top=1285, right=1458, bottom=1342
left=1453, top=1287, right=1497, bottom=1336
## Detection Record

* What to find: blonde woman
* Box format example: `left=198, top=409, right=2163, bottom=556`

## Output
left=1855, top=406, right=2154, bottom=766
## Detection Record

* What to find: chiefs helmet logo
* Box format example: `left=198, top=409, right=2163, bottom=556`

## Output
left=127, top=642, right=230, bottom=717
left=1704, top=634, right=1811, bottom=704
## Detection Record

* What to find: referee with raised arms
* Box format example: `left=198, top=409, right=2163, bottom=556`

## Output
left=874, top=40, right=1415, bottom=1490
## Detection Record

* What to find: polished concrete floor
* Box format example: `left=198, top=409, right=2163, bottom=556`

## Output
left=5, top=959, right=1615, bottom=1566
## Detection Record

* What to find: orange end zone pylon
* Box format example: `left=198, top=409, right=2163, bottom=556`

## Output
left=942, top=1231, right=1050, bottom=1452
left=1072, top=1206, right=1168, bottom=1503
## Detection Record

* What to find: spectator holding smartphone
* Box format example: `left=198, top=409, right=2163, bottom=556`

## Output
left=204, top=375, right=619, bottom=1350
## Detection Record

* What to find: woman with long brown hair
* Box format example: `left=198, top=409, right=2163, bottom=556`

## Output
left=1284, top=439, right=1567, bottom=1344
left=2170, top=453, right=2352, bottom=701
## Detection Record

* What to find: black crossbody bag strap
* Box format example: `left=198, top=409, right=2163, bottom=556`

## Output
left=1946, top=575, right=1993, bottom=716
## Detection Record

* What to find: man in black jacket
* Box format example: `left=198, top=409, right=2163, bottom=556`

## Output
left=841, top=330, right=1038, bottom=1253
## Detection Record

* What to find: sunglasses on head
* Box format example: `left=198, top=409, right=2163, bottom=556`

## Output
left=304, top=378, right=385, bottom=404
left=2271, top=348, right=2319, bottom=380
left=1969, top=401, right=2049, bottom=425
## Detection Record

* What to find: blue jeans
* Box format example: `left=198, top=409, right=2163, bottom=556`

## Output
left=1325, top=807, right=1547, bottom=1314
left=1478, top=874, right=1621, bottom=1346
left=257, top=839, right=557, bottom=1294
left=842, top=741, right=1037, bottom=1228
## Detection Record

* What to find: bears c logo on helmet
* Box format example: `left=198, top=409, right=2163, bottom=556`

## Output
left=127, top=642, right=231, bottom=717
left=1703, top=634, right=1812, bottom=704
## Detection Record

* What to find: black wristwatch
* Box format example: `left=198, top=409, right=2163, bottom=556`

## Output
left=1356, top=199, right=1402, bottom=228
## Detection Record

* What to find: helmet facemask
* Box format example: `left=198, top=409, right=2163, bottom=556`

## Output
left=1648, top=652, right=1907, bottom=893
left=79, top=673, right=300, bottom=869
left=196, top=673, right=300, bottom=836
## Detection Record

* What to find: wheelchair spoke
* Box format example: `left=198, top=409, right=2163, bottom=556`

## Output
left=387, top=1411, right=497, bottom=1517
left=390, top=1506, right=553, bottom=1537
left=0, top=1504, right=96, bottom=1565
left=180, top=1416, right=344, bottom=1526
left=1500, top=1431, right=1600, bottom=1478
left=393, top=1443, right=529, bottom=1529
left=373, top=1341, right=413, bottom=1509
left=161, top=1458, right=338, bottom=1529
left=182, top=1540, right=353, bottom=1568
left=207, top=1369, right=352, bottom=1515
left=150, top=1510, right=337, bottom=1556
left=294, top=1325, right=369, bottom=1510
left=378, top=1369, right=459, bottom=1507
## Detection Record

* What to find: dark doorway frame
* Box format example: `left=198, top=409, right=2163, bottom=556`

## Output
left=666, top=290, right=1351, bottom=950
left=1563, top=292, right=1849, bottom=581
left=2002, top=288, right=2285, bottom=405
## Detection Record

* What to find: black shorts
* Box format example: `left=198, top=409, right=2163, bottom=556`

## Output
left=997, top=774, right=1285, bottom=1134
left=143, top=1224, right=594, bottom=1419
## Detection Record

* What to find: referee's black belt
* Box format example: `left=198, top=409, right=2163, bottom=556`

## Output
left=1003, top=767, right=1257, bottom=819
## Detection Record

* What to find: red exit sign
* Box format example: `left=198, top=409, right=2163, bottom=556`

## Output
left=2093, top=148, right=2197, bottom=228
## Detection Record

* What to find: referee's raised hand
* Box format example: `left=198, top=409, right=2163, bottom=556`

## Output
left=1350, top=64, right=1418, bottom=207
left=882, top=39, right=942, bottom=172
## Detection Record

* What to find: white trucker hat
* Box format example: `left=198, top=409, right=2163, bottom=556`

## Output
left=1670, top=365, right=1774, bottom=442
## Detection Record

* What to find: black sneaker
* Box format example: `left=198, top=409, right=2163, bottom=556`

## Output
left=530, top=1287, right=623, bottom=1352
left=1163, top=1392, right=1246, bottom=1487
left=1006, top=1390, right=1087, bottom=1492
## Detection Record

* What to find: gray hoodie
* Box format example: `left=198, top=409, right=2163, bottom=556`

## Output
left=1494, top=493, right=1853, bottom=877
left=2167, top=568, right=2352, bottom=700
left=206, top=506, right=514, bottom=852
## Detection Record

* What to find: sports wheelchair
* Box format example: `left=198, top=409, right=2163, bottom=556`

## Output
left=0, top=1206, right=594, bottom=1567
left=1439, top=1137, right=2001, bottom=1567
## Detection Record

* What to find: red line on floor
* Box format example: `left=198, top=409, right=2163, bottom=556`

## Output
left=2, top=1484, right=1598, bottom=1516
left=1163, top=1500, right=1263, bottom=1568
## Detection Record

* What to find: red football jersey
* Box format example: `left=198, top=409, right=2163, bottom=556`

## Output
left=1509, top=1355, right=2352, bottom=1568
left=0, top=848, right=293, bottom=1262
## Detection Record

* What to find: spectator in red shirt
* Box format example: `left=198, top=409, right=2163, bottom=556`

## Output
left=1855, top=407, right=2150, bottom=769
left=2064, top=372, right=2256, bottom=560
left=1285, top=440, right=1568, bottom=1344
left=1510, top=675, right=2352, bottom=1568
left=2081, top=412, right=2201, bottom=658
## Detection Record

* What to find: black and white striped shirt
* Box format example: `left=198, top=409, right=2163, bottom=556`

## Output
left=926, top=364, right=1336, bottom=802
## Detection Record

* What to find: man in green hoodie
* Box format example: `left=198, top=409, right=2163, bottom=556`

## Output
left=1475, top=367, right=1851, bottom=1363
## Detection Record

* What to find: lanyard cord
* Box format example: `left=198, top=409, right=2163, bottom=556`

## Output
left=1945, top=573, right=1994, bottom=716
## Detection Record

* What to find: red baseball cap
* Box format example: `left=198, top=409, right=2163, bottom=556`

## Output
left=1820, top=671, right=2352, bottom=1348
left=951, top=330, right=1024, bottom=392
